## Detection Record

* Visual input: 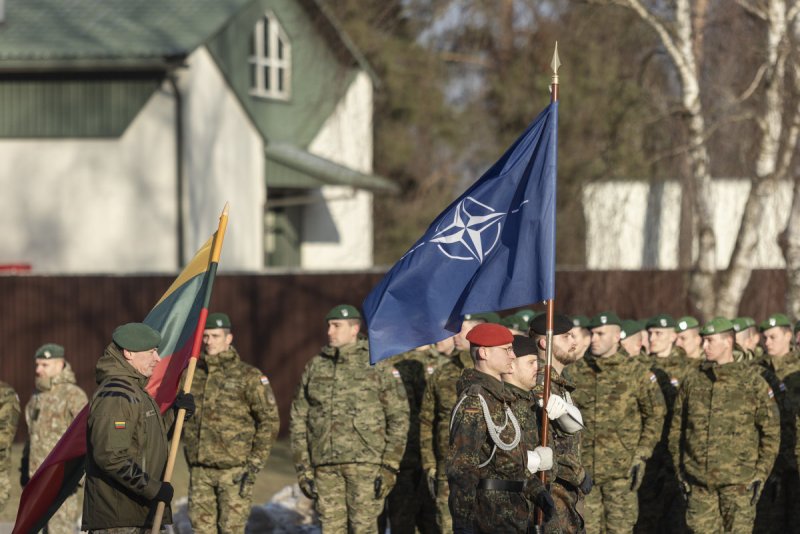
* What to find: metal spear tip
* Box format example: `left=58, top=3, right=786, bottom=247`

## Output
left=550, top=42, right=561, bottom=75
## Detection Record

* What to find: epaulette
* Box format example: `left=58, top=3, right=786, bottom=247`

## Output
left=96, top=380, right=139, bottom=403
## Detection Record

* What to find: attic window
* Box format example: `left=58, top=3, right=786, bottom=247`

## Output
left=249, top=11, right=291, bottom=100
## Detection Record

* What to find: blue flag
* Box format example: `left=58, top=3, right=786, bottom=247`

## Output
left=364, top=102, right=557, bottom=363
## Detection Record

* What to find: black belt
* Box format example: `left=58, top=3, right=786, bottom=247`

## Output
left=478, top=479, right=525, bottom=492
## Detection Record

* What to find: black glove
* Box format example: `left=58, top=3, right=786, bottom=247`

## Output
left=534, top=489, right=556, bottom=521
left=579, top=471, right=593, bottom=495
left=20, top=469, right=29, bottom=488
left=629, top=457, right=646, bottom=491
left=154, top=481, right=174, bottom=503
left=173, top=391, right=195, bottom=419
left=748, top=479, right=762, bottom=506
left=299, top=476, right=318, bottom=500
left=232, top=463, right=259, bottom=498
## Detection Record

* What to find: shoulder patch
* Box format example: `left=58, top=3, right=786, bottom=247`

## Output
left=260, top=375, right=270, bottom=385
left=779, top=382, right=786, bottom=392
left=114, top=421, right=126, bottom=429
left=426, top=365, right=436, bottom=375
left=391, top=367, right=402, bottom=379
left=768, top=388, right=775, bottom=399
left=670, top=377, right=680, bottom=387
left=649, top=372, right=657, bottom=383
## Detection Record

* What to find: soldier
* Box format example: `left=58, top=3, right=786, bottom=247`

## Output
left=83, top=322, right=194, bottom=532
left=22, top=343, right=88, bottom=533
left=447, top=323, right=553, bottom=533
left=752, top=313, right=800, bottom=533
left=500, top=314, right=527, bottom=336
left=290, top=304, right=409, bottom=533
left=675, top=316, right=703, bottom=360
left=570, top=316, right=591, bottom=360
left=636, top=314, right=689, bottom=533
left=529, top=314, right=591, bottom=534
left=420, top=322, right=480, bottom=532
left=669, top=317, right=780, bottom=533
left=0, top=379, right=20, bottom=512
left=619, top=320, right=645, bottom=360
left=733, top=317, right=762, bottom=361
left=570, top=311, right=666, bottom=534
left=182, top=312, right=280, bottom=534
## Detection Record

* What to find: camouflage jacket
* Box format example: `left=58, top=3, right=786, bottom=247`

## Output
left=420, top=349, right=473, bottom=475
left=83, top=343, right=173, bottom=530
left=752, top=351, right=800, bottom=473
left=0, top=381, right=20, bottom=476
left=182, top=347, right=280, bottom=471
left=533, top=367, right=584, bottom=488
left=23, top=363, right=88, bottom=475
left=669, top=360, right=780, bottom=488
left=447, top=369, right=534, bottom=532
left=570, top=349, right=666, bottom=485
left=290, top=339, right=409, bottom=477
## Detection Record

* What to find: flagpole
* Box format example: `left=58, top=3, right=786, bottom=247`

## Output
left=536, top=42, right=560, bottom=531
left=151, top=202, right=229, bottom=532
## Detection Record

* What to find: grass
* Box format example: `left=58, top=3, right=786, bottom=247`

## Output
left=1, top=438, right=299, bottom=522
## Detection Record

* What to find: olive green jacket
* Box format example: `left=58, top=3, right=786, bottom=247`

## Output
left=82, top=343, right=173, bottom=530
left=290, top=339, right=409, bottom=478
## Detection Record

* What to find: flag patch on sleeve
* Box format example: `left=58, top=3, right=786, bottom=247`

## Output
left=392, top=368, right=401, bottom=379
left=768, top=388, right=775, bottom=399
left=670, top=378, right=680, bottom=387
left=114, top=421, right=126, bottom=430
left=649, top=373, right=657, bottom=383
left=260, top=375, right=270, bottom=385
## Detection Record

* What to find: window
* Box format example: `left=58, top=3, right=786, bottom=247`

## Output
left=249, top=11, right=291, bottom=100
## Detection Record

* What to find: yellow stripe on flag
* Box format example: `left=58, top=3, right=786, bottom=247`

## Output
left=153, top=237, right=213, bottom=308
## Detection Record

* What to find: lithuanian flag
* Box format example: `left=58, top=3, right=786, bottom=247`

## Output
left=13, top=205, right=229, bottom=534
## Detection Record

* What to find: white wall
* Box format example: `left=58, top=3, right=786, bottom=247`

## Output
left=0, top=85, right=177, bottom=273
left=302, top=71, right=374, bottom=269
left=180, top=47, right=265, bottom=271
left=583, top=178, right=792, bottom=269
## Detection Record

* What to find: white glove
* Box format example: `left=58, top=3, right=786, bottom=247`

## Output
left=527, top=446, right=554, bottom=473
left=539, top=394, right=569, bottom=420
left=555, top=403, right=584, bottom=434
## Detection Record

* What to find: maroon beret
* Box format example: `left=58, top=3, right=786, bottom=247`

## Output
left=466, top=323, right=513, bottom=347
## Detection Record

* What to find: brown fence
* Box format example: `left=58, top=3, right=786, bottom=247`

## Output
left=0, top=269, right=789, bottom=441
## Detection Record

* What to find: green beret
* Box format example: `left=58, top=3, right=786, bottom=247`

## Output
left=206, top=312, right=231, bottom=330
left=515, top=309, right=537, bottom=323
left=646, top=314, right=676, bottom=329
left=759, top=313, right=792, bottom=332
left=620, top=320, right=644, bottom=339
left=35, top=343, right=64, bottom=359
left=699, top=317, right=734, bottom=336
left=112, top=323, right=161, bottom=351
left=500, top=315, right=524, bottom=331
left=325, top=304, right=361, bottom=321
left=464, top=311, right=501, bottom=324
left=571, top=315, right=590, bottom=328
left=588, top=311, right=621, bottom=328
left=675, top=316, right=699, bottom=332
left=731, top=317, right=753, bottom=333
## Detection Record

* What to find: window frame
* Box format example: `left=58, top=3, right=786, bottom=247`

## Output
left=248, top=11, right=291, bottom=101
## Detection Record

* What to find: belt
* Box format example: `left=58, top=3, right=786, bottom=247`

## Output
left=478, top=479, right=525, bottom=492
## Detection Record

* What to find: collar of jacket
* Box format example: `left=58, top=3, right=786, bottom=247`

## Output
left=459, top=368, right=507, bottom=401
left=204, top=347, right=240, bottom=368
left=504, top=381, right=533, bottom=402
left=95, top=342, right=148, bottom=387
left=35, top=361, right=78, bottom=392
left=321, top=338, right=369, bottom=362
left=590, top=349, right=627, bottom=371
left=455, top=349, right=474, bottom=369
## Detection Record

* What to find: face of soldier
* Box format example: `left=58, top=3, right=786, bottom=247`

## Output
left=505, top=355, right=538, bottom=391
left=434, top=335, right=456, bottom=355
left=552, top=331, right=579, bottom=364
left=124, top=348, right=161, bottom=377
left=620, top=332, right=642, bottom=357
left=648, top=328, right=677, bottom=356
left=35, top=358, right=64, bottom=379
left=570, top=327, right=591, bottom=358
left=327, top=319, right=360, bottom=348
left=676, top=329, right=702, bottom=358
left=763, top=327, right=792, bottom=357
left=480, top=343, right=515, bottom=378
left=203, top=328, right=233, bottom=356
left=590, top=325, right=621, bottom=358
left=702, top=333, right=734, bottom=364
left=735, top=328, right=759, bottom=351
left=455, top=320, right=482, bottom=351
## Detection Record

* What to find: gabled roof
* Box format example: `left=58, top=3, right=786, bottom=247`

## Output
left=0, top=0, right=250, bottom=65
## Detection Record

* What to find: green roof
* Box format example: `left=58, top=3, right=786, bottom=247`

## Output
left=0, top=0, right=251, bottom=63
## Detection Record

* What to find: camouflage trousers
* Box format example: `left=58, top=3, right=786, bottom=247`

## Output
left=0, top=469, right=8, bottom=512
left=45, top=490, right=83, bottom=534
left=686, top=483, right=755, bottom=533
left=315, top=463, right=385, bottom=534
left=584, top=477, right=637, bottom=534
left=473, top=486, right=530, bottom=533
left=189, top=465, right=252, bottom=534
left=434, top=474, right=452, bottom=533
left=634, top=467, right=687, bottom=534
left=386, top=467, right=438, bottom=534
left=87, top=529, right=159, bottom=533
left=544, top=480, right=585, bottom=534
left=754, top=469, right=800, bottom=533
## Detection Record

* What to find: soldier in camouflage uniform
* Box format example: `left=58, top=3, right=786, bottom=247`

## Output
left=732, top=317, right=762, bottom=361
left=619, top=320, right=645, bottom=361
left=675, top=316, right=703, bottom=360
left=529, top=314, right=591, bottom=534
left=420, top=322, right=481, bottom=532
left=635, top=315, right=689, bottom=533
left=670, top=317, right=780, bottom=533
left=290, top=304, right=409, bottom=534
left=570, top=316, right=591, bottom=361
left=752, top=313, right=800, bottom=533
left=182, top=312, right=280, bottom=534
left=0, top=379, right=20, bottom=512
left=570, top=311, right=666, bottom=534
left=447, top=323, right=553, bottom=533
left=22, top=343, right=88, bottom=533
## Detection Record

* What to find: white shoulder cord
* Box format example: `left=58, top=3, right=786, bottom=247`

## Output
left=450, top=393, right=522, bottom=468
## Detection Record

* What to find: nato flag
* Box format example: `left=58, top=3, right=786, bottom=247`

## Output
left=363, top=102, right=558, bottom=363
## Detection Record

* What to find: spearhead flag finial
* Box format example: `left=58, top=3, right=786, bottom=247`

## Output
left=551, top=42, right=561, bottom=85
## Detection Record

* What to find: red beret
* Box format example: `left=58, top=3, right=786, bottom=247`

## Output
left=466, top=323, right=513, bottom=347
